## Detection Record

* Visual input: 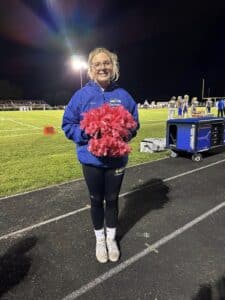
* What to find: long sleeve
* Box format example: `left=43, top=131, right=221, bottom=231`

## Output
left=129, top=102, right=140, bottom=139
left=62, top=92, right=89, bottom=145
left=125, top=93, right=140, bottom=141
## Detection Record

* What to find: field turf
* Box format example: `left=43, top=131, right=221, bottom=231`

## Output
left=1, top=108, right=215, bottom=197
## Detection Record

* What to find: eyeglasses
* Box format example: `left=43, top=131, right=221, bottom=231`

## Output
left=91, top=61, right=112, bottom=69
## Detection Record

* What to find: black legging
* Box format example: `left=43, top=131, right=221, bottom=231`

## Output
left=82, top=164, right=125, bottom=230
left=218, top=109, right=224, bottom=117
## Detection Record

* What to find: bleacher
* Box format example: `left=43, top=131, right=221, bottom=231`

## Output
left=138, top=100, right=169, bottom=109
left=0, top=100, right=52, bottom=111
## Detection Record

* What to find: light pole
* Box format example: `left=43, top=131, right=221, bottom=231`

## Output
left=71, top=55, right=88, bottom=88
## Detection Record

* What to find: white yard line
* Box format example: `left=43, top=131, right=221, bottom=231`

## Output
left=0, top=133, right=43, bottom=138
left=3, top=118, right=41, bottom=129
left=0, top=127, right=63, bottom=137
left=120, top=158, right=225, bottom=197
left=128, top=157, right=168, bottom=168
left=0, top=128, right=39, bottom=132
left=62, top=201, right=225, bottom=300
left=0, top=205, right=90, bottom=241
left=141, top=120, right=165, bottom=123
left=0, top=132, right=63, bottom=138
left=0, top=127, right=62, bottom=132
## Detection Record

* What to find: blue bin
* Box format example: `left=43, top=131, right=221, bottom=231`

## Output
left=166, top=117, right=225, bottom=161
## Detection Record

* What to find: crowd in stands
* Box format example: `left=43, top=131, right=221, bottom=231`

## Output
left=1, top=97, right=224, bottom=117
left=138, top=100, right=169, bottom=109
left=0, top=99, right=52, bottom=111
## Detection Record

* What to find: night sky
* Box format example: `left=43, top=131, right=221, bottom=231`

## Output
left=1, top=0, right=225, bottom=105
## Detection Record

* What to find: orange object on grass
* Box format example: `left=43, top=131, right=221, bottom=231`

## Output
left=43, top=126, right=56, bottom=135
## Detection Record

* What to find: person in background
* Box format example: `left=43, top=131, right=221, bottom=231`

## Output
left=191, top=97, right=198, bottom=116
left=182, top=94, right=189, bottom=118
left=143, top=99, right=150, bottom=108
left=177, top=96, right=183, bottom=118
left=62, top=47, right=139, bottom=263
left=168, top=96, right=176, bottom=119
left=205, top=98, right=213, bottom=114
left=217, top=98, right=224, bottom=117
left=223, top=98, right=225, bottom=116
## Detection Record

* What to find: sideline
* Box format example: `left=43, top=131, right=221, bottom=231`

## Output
left=0, top=158, right=168, bottom=201
left=0, top=206, right=90, bottom=241
left=3, top=118, right=41, bottom=129
left=0, top=128, right=64, bottom=138
left=0, top=128, right=39, bottom=132
left=62, top=201, right=225, bottom=300
left=0, top=132, right=43, bottom=138
left=0, top=158, right=224, bottom=241
left=117, top=158, right=225, bottom=197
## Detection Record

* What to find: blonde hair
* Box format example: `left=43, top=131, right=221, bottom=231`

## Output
left=87, top=47, right=120, bottom=81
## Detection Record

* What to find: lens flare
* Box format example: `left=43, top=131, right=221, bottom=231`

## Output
left=0, top=0, right=105, bottom=51
left=70, top=55, right=87, bottom=70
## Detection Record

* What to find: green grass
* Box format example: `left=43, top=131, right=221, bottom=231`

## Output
left=0, top=108, right=217, bottom=197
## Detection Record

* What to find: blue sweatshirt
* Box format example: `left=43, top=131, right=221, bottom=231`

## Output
left=218, top=99, right=225, bottom=110
left=62, top=80, right=139, bottom=168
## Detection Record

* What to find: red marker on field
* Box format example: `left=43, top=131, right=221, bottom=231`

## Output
left=43, top=126, right=56, bottom=135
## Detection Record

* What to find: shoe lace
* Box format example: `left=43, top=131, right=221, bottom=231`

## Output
left=97, top=239, right=106, bottom=250
left=107, top=239, right=118, bottom=252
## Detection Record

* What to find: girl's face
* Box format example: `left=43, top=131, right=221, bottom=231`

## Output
left=90, top=52, right=113, bottom=88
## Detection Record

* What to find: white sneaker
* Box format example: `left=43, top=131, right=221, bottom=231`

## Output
left=106, top=238, right=120, bottom=262
left=96, top=238, right=108, bottom=263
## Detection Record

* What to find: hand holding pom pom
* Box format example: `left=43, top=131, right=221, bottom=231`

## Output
left=80, top=104, right=137, bottom=157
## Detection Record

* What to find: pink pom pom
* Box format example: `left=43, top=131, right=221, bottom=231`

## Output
left=81, top=103, right=137, bottom=157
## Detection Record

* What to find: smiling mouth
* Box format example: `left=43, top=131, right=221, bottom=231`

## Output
left=98, top=72, right=109, bottom=76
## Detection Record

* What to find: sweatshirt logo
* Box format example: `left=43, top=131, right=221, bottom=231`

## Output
left=109, top=98, right=122, bottom=106
left=115, top=167, right=125, bottom=176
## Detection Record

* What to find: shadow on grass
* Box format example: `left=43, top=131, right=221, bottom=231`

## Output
left=0, top=236, right=38, bottom=297
left=192, top=276, right=225, bottom=300
left=117, top=178, right=170, bottom=241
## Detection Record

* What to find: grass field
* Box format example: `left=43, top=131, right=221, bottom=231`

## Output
left=0, top=108, right=217, bottom=197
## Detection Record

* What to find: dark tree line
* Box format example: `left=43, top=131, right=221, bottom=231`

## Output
left=0, top=80, right=23, bottom=99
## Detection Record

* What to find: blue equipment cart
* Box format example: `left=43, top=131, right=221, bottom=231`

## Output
left=166, top=117, right=225, bottom=161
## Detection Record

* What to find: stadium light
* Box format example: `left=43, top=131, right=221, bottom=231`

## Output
left=70, top=55, right=88, bottom=88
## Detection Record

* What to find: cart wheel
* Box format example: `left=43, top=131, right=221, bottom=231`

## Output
left=192, top=153, right=202, bottom=162
left=170, top=150, right=178, bottom=158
